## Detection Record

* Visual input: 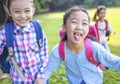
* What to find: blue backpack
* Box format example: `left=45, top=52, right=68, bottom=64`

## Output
left=0, top=20, right=43, bottom=73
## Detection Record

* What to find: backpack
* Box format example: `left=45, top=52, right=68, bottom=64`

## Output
left=0, top=20, right=43, bottom=78
left=88, top=19, right=110, bottom=42
left=88, top=23, right=99, bottom=42
left=58, top=38, right=104, bottom=71
left=0, top=46, right=9, bottom=73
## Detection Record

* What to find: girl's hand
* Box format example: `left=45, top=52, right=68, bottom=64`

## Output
left=34, top=78, right=45, bottom=84
left=113, top=31, right=116, bottom=34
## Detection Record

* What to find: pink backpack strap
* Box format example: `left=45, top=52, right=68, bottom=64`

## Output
left=58, top=41, right=65, bottom=60
left=84, top=38, right=104, bottom=70
left=95, top=20, right=100, bottom=42
left=104, top=19, right=108, bottom=31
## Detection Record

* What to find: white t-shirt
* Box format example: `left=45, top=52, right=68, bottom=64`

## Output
left=98, top=20, right=115, bottom=43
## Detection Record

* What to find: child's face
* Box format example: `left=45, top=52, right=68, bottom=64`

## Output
left=98, top=9, right=106, bottom=21
left=63, top=11, right=89, bottom=44
left=8, top=0, right=35, bottom=27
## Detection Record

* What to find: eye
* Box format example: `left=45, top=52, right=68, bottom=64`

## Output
left=26, top=10, right=30, bottom=13
left=82, top=22, right=88, bottom=26
left=71, top=20, right=78, bottom=25
left=25, top=9, right=31, bottom=13
left=14, top=10, right=20, bottom=13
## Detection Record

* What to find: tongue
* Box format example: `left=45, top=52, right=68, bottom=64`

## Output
left=74, top=34, right=81, bottom=41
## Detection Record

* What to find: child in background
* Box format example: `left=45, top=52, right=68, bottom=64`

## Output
left=93, top=5, right=116, bottom=52
left=0, top=0, right=48, bottom=84
left=45, top=6, right=120, bottom=84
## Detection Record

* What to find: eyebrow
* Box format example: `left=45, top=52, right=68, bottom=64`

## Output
left=70, top=18, right=88, bottom=22
left=11, top=8, right=20, bottom=10
left=11, top=7, right=31, bottom=10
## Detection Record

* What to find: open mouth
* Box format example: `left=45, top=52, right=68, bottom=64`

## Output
left=74, top=32, right=82, bottom=41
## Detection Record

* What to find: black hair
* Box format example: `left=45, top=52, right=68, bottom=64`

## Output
left=0, top=0, right=8, bottom=27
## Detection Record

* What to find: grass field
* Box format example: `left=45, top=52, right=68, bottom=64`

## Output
left=0, top=7, right=120, bottom=84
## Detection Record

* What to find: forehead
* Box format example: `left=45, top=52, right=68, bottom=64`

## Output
left=10, top=0, right=33, bottom=8
left=68, top=11, right=89, bottom=21
left=99, top=9, right=106, bottom=12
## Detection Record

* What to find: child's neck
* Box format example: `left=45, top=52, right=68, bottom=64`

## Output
left=66, top=40, right=84, bottom=54
left=99, top=18, right=105, bottom=22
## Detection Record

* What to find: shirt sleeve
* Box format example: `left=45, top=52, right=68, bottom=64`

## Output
left=37, top=30, right=49, bottom=79
left=45, top=44, right=63, bottom=80
left=108, top=23, right=115, bottom=34
left=92, top=41, right=120, bottom=71
left=0, top=28, right=6, bottom=54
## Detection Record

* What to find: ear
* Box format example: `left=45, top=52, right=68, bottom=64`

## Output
left=62, top=24, right=67, bottom=32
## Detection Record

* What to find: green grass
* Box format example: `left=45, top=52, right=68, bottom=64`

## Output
left=1, top=7, right=120, bottom=84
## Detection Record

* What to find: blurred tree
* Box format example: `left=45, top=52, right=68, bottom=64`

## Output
left=75, top=0, right=85, bottom=5
left=34, top=0, right=120, bottom=12
left=34, top=0, right=41, bottom=13
left=0, top=0, right=7, bottom=27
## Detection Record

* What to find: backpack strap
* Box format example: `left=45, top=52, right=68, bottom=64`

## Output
left=95, top=20, right=100, bottom=42
left=84, top=38, right=104, bottom=70
left=31, top=20, right=43, bottom=47
left=84, top=38, right=100, bottom=65
left=104, top=19, right=108, bottom=31
left=5, top=22, right=14, bottom=56
left=58, top=41, right=65, bottom=60
left=5, top=22, right=25, bottom=81
left=88, top=23, right=99, bottom=42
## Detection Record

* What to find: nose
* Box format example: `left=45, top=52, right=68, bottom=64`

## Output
left=20, top=12, right=26, bottom=18
left=76, top=22, right=83, bottom=30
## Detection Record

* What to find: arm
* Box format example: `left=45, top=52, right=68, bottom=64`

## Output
left=93, top=42, right=120, bottom=71
left=35, top=44, right=62, bottom=83
left=0, top=28, right=6, bottom=55
left=35, top=31, right=49, bottom=81
left=108, top=23, right=116, bottom=34
left=45, top=44, right=63, bottom=80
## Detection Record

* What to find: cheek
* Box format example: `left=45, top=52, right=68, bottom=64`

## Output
left=83, top=26, right=89, bottom=36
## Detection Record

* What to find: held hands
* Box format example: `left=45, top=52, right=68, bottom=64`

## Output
left=34, top=78, right=45, bottom=84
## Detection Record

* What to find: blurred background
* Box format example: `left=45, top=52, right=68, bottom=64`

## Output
left=34, top=0, right=120, bottom=13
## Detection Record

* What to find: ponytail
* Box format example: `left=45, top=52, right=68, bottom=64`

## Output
left=93, top=11, right=97, bottom=21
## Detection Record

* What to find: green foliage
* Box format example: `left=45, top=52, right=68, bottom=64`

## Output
left=34, top=0, right=41, bottom=13
left=84, top=0, right=96, bottom=8
left=0, top=70, right=12, bottom=84
left=106, top=0, right=120, bottom=6
left=38, top=0, right=120, bottom=11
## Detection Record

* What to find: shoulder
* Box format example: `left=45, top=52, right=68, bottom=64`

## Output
left=104, top=19, right=108, bottom=22
left=31, top=20, right=41, bottom=24
left=0, top=28, right=5, bottom=34
left=50, top=43, right=59, bottom=56
left=91, top=41, right=107, bottom=53
left=104, top=19, right=110, bottom=25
